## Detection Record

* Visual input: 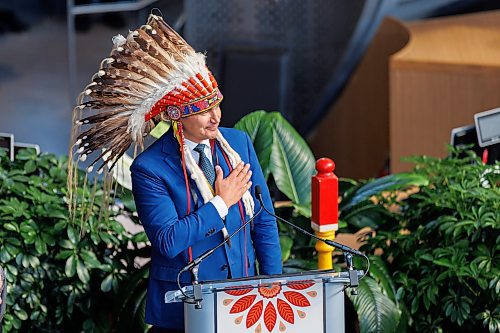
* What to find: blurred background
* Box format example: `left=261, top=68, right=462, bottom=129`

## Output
left=1, top=0, right=499, bottom=179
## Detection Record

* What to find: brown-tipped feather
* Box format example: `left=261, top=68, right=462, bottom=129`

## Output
left=94, top=132, right=132, bottom=172
left=70, top=13, right=215, bottom=179
left=79, top=99, right=131, bottom=110
left=149, top=15, right=194, bottom=56
left=78, top=108, right=132, bottom=126
left=76, top=117, right=129, bottom=150
left=100, top=68, right=156, bottom=85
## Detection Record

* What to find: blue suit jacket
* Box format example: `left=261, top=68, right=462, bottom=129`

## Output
left=130, top=127, right=282, bottom=329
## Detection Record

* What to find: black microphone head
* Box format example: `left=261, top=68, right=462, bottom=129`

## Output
left=255, top=185, right=262, bottom=198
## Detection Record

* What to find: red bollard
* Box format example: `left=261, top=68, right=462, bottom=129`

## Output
left=311, top=158, right=338, bottom=269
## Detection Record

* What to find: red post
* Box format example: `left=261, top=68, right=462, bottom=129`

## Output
left=311, top=158, right=338, bottom=269
left=311, top=158, right=338, bottom=232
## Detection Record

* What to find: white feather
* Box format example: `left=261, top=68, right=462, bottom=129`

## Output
left=112, top=34, right=126, bottom=47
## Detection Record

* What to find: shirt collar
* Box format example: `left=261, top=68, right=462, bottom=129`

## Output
left=184, top=137, right=210, bottom=152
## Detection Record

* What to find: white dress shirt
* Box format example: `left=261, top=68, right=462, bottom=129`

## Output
left=184, top=138, right=229, bottom=219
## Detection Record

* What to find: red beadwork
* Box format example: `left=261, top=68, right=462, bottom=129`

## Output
left=209, top=72, right=218, bottom=88
left=197, top=73, right=213, bottom=93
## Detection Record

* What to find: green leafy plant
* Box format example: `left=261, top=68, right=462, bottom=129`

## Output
left=365, top=149, right=500, bottom=333
left=69, top=110, right=429, bottom=333
left=235, top=110, right=423, bottom=333
left=235, top=111, right=316, bottom=216
left=0, top=148, right=148, bottom=332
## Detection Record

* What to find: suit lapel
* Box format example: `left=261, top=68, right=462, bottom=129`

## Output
left=214, top=141, right=231, bottom=179
left=161, top=129, right=187, bottom=182
left=162, top=129, right=208, bottom=207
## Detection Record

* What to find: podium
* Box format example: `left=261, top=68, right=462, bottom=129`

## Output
left=165, top=269, right=363, bottom=333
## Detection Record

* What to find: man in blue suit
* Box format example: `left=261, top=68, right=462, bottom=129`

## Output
left=69, top=13, right=281, bottom=333
left=131, top=104, right=282, bottom=332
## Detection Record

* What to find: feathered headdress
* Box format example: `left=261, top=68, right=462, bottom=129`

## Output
left=68, top=13, right=254, bottom=223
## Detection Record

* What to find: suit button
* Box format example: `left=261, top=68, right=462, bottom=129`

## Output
left=220, top=264, right=228, bottom=271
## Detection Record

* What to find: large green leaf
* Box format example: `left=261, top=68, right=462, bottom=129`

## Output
left=236, top=111, right=316, bottom=213
left=350, top=277, right=402, bottom=333
left=343, top=203, right=392, bottom=230
left=149, top=120, right=171, bottom=139
left=367, top=255, right=397, bottom=304
left=234, top=110, right=273, bottom=178
left=341, top=173, right=429, bottom=212
left=269, top=112, right=316, bottom=208
left=279, top=235, right=293, bottom=262
left=114, top=265, right=150, bottom=333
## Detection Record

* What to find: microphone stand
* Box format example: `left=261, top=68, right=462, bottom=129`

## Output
left=254, top=186, right=369, bottom=293
left=177, top=200, right=264, bottom=307
left=190, top=266, right=202, bottom=309
left=344, top=252, right=359, bottom=295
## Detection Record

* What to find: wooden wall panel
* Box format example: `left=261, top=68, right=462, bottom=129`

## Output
left=309, top=17, right=409, bottom=179
left=390, top=10, right=500, bottom=172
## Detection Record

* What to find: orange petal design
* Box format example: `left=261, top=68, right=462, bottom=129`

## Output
left=287, top=281, right=315, bottom=290
left=225, top=287, right=253, bottom=296
left=279, top=321, right=286, bottom=332
left=258, top=283, right=282, bottom=299
left=223, top=299, right=234, bottom=306
left=306, top=291, right=318, bottom=297
left=255, top=323, right=262, bottom=333
left=235, top=315, right=243, bottom=324
left=297, top=310, right=306, bottom=319
left=264, top=301, right=277, bottom=332
left=230, top=295, right=257, bottom=314
left=277, top=298, right=294, bottom=324
left=246, top=300, right=263, bottom=328
left=283, top=291, right=311, bottom=307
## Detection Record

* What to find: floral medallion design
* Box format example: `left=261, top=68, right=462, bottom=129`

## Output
left=220, top=281, right=319, bottom=333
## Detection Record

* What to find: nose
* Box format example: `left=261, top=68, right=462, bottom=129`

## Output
left=209, top=108, right=220, bottom=123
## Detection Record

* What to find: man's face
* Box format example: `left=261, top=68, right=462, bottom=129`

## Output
left=180, top=105, right=221, bottom=142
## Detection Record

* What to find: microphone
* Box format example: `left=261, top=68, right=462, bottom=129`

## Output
left=255, top=186, right=369, bottom=294
left=177, top=187, right=264, bottom=304
left=254, top=185, right=364, bottom=257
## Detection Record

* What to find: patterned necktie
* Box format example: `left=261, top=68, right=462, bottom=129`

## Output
left=194, top=144, right=215, bottom=187
left=194, top=144, right=230, bottom=246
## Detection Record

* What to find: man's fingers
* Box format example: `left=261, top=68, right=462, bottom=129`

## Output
left=243, top=170, right=252, bottom=183
left=215, top=165, right=223, bottom=181
left=227, top=162, right=244, bottom=180
left=236, top=163, right=251, bottom=179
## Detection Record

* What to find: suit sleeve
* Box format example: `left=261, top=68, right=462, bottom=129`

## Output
left=131, top=160, right=225, bottom=259
left=245, top=133, right=283, bottom=275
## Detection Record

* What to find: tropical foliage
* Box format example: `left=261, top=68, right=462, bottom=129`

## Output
left=3, top=111, right=495, bottom=333
left=0, top=148, right=148, bottom=332
left=235, top=111, right=420, bottom=333
left=235, top=111, right=316, bottom=216
left=365, top=150, right=500, bottom=333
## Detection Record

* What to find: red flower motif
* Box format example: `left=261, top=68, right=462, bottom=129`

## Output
left=230, top=294, right=257, bottom=314
left=258, top=283, right=282, bottom=299
left=277, top=298, right=295, bottom=324
left=225, top=288, right=253, bottom=296
left=246, top=300, right=263, bottom=328
left=283, top=291, right=311, bottom=307
left=264, top=302, right=277, bottom=331
left=287, top=280, right=315, bottom=290
left=224, top=283, right=315, bottom=332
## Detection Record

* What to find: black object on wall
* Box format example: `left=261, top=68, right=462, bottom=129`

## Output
left=451, top=124, right=500, bottom=164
